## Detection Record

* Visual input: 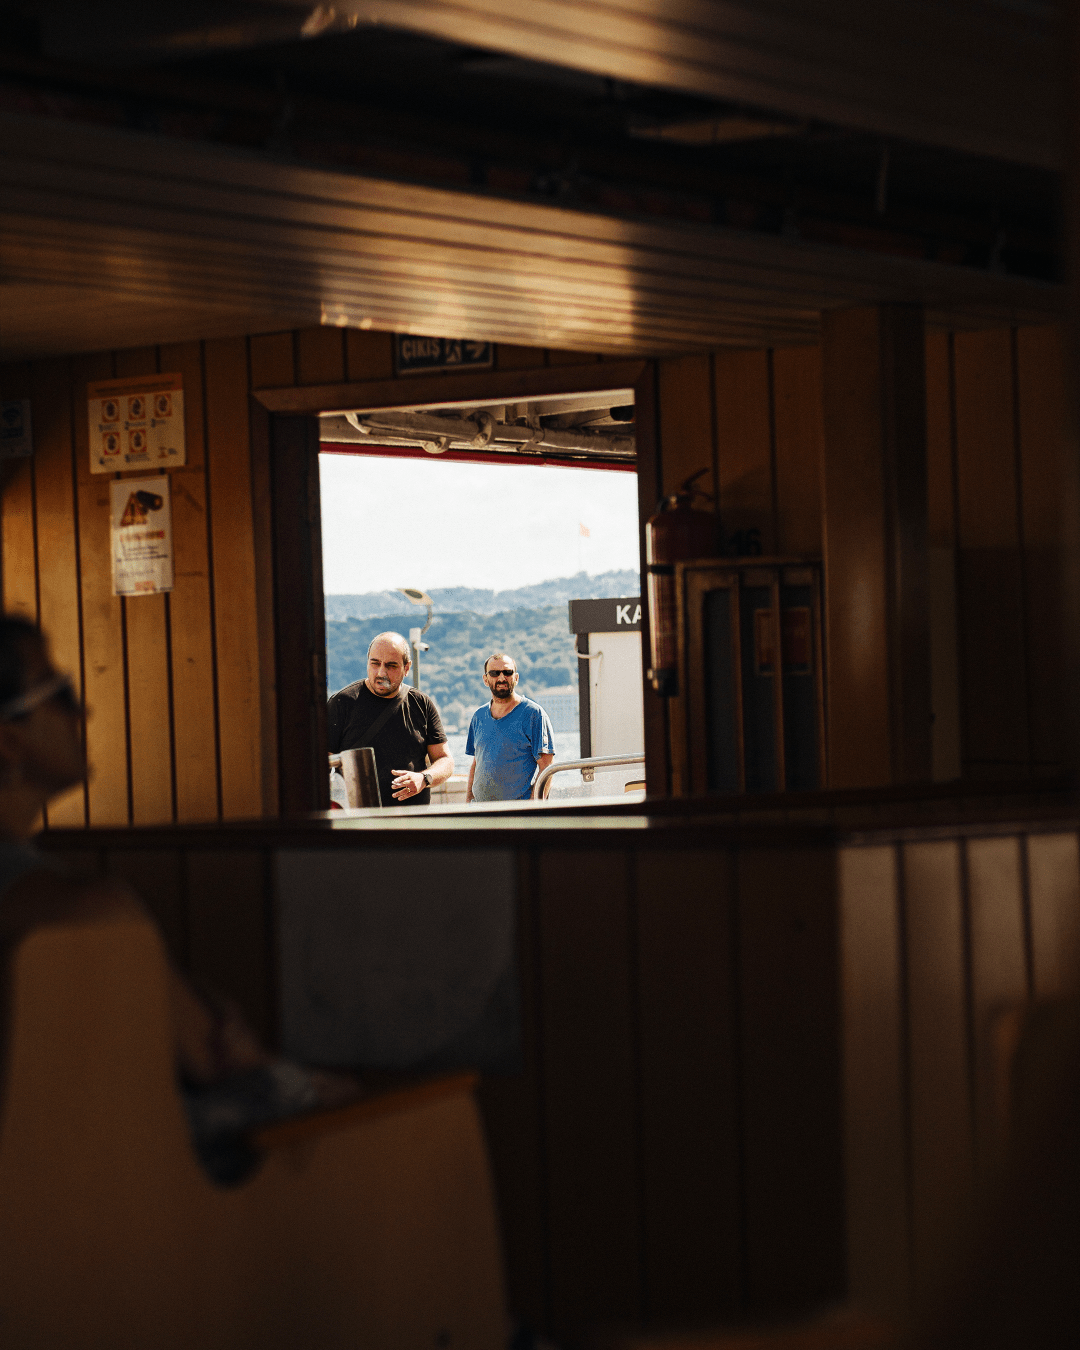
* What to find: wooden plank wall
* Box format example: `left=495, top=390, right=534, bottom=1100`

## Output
left=658, top=324, right=1068, bottom=791
left=39, top=815, right=1079, bottom=1342
left=841, top=827, right=1080, bottom=1317
left=42, top=827, right=847, bottom=1344
left=0, top=333, right=608, bottom=827
left=1, top=320, right=1069, bottom=823
left=925, top=325, right=1069, bottom=781
left=654, top=346, right=824, bottom=556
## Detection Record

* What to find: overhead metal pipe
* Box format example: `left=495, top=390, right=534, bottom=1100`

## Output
left=336, top=411, right=634, bottom=458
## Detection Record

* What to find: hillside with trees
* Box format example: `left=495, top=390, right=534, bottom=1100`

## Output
left=324, top=569, right=639, bottom=621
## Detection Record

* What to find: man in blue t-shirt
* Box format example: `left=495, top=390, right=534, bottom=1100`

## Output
left=465, top=653, right=555, bottom=802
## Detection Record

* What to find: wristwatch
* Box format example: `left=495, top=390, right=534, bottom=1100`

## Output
left=421, top=770, right=433, bottom=787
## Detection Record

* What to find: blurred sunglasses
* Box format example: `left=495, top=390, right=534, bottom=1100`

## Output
left=486, top=669, right=515, bottom=678
left=0, top=673, right=79, bottom=722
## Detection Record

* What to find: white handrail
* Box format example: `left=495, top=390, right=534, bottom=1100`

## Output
left=531, top=753, right=645, bottom=800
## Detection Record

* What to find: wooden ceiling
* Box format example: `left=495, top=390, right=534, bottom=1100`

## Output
left=315, top=0, right=1061, bottom=169
left=0, top=1, right=1063, bottom=361
left=32, top=2, right=1061, bottom=168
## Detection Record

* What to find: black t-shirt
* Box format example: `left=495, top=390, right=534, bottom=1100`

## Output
left=326, top=681, right=447, bottom=807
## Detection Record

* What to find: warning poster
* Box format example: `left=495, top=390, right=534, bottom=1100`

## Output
left=110, top=475, right=173, bottom=596
left=89, top=373, right=185, bottom=474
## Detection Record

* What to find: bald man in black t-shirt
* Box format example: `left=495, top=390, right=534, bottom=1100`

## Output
left=326, top=631, right=453, bottom=807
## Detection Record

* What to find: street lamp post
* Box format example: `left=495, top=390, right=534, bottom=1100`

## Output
left=397, top=587, right=434, bottom=690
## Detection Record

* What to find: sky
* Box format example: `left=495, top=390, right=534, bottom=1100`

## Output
left=319, top=452, right=641, bottom=593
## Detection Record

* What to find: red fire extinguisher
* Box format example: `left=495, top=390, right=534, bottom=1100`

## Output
left=645, top=469, right=718, bottom=696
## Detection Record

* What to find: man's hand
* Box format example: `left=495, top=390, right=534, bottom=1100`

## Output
left=390, top=769, right=425, bottom=801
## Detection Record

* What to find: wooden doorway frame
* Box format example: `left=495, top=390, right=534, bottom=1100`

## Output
left=252, top=358, right=660, bottom=816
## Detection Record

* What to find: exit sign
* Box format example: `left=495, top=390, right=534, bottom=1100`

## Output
left=395, top=335, right=493, bottom=375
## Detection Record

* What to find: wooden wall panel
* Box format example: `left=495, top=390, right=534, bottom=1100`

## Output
left=296, top=326, right=345, bottom=386
left=39, top=812, right=1077, bottom=1341
left=204, top=338, right=262, bottom=819
left=736, top=845, right=844, bottom=1312
left=923, top=322, right=1068, bottom=782
left=159, top=341, right=218, bottom=823
left=952, top=329, right=1028, bottom=774
left=771, top=345, right=823, bottom=557
left=249, top=401, right=279, bottom=818
left=536, top=849, right=641, bottom=1336
left=965, top=836, right=1028, bottom=1169
left=0, top=362, right=37, bottom=624
left=5, top=326, right=618, bottom=826
left=656, top=353, right=716, bottom=796
left=476, top=853, right=548, bottom=1329
left=345, top=329, right=394, bottom=382
left=248, top=331, right=295, bottom=390
left=1027, top=830, right=1080, bottom=998
left=635, top=363, right=669, bottom=799
left=820, top=305, right=931, bottom=789
left=838, top=843, right=909, bottom=1316
left=494, top=343, right=543, bottom=372
left=656, top=354, right=716, bottom=500
left=925, top=330, right=962, bottom=782
left=105, top=847, right=187, bottom=966
left=925, top=332, right=955, bottom=552
left=114, top=347, right=174, bottom=826
left=186, top=848, right=273, bottom=1041
left=901, top=839, right=973, bottom=1302
left=6, top=318, right=1070, bottom=823
left=820, top=308, right=892, bottom=789
left=1016, top=325, right=1068, bottom=771
left=714, top=349, right=774, bottom=552
left=30, top=357, right=85, bottom=827
left=547, top=348, right=599, bottom=367
left=269, top=414, right=327, bottom=815
left=634, top=848, right=742, bottom=1322
left=72, top=351, right=129, bottom=827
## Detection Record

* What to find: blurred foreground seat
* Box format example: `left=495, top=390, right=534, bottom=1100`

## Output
left=0, top=915, right=506, bottom=1348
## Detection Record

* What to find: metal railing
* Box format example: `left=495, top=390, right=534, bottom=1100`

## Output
left=531, top=753, right=645, bottom=800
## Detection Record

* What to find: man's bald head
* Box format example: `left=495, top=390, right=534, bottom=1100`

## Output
left=366, top=632, right=411, bottom=698
left=367, top=631, right=411, bottom=663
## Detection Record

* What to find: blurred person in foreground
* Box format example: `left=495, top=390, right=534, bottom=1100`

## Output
left=465, top=653, right=554, bottom=803
left=0, top=615, right=358, bottom=1182
left=326, top=631, right=453, bottom=806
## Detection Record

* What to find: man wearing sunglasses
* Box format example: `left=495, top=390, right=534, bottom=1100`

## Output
left=464, top=653, right=554, bottom=804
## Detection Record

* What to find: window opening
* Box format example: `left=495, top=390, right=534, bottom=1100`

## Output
left=319, top=387, right=644, bottom=808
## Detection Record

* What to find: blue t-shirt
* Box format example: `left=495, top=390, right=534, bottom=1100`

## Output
left=466, top=697, right=554, bottom=801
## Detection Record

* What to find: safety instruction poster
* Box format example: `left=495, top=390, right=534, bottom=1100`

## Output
left=88, top=372, right=185, bottom=474
left=110, top=475, right=174, bottom=596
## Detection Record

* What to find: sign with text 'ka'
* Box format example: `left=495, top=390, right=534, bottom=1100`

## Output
left=395, top=335, right=493, bottom=375
left=568, top=597, right=642, bottom=634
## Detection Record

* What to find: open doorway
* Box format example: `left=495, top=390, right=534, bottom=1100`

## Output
left=318, top=387, right=644, bottom=807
